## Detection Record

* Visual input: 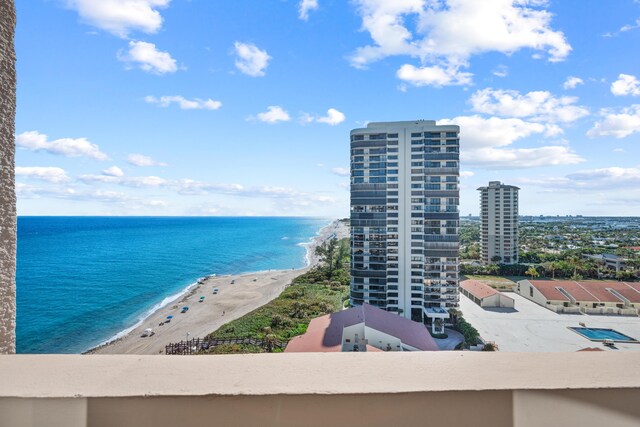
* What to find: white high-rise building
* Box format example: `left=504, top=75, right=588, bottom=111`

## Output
left=349, top=121, right=460, bottom=333
left=478, top=181, right=520, bottom=265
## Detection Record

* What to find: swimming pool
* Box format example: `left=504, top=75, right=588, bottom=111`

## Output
left=568, top=327, right=638, bottom=343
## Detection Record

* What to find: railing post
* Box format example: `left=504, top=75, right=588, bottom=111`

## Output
left=0, top=0, right=17, bottom=355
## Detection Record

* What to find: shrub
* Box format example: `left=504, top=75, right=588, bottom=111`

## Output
left=430, top=333, right=448, bottom=339
left=318, top=301, right=332, bottom=313
left=454, top=317, right=481, bottom=346
left=481, top=343, right=496, bottom=351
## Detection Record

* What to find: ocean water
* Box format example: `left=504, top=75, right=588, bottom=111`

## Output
left=16, top=216, right=329, bottom=354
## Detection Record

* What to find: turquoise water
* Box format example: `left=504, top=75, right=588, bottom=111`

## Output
left=16, top=216, right=329, bottom=354
left=570, top=327, right=637, bottom=342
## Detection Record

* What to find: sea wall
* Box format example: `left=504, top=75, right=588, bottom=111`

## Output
left=0, top=0, right=16, bottom=354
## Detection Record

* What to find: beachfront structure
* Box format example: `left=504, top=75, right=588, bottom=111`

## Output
left=349, top=120, right=460, bottom=333
left=478, top=181, right=520, bottom=265
left=284, top=304, right=439, bottom=352
left=460, top=279, right=515, bottom=309
left=516, top=279, right=640, bottom=315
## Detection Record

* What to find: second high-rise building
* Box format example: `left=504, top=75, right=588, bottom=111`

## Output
left=478, top=181, right=520, bottom=265
left=350, top=120, right=460, bottom=333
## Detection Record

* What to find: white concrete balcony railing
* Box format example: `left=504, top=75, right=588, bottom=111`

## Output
left=1, top=353, right=638, bottom=427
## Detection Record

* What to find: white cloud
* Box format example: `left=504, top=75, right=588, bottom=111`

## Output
left=460, top=171, right=474, bottom=178
left=604, top=18, right=640, bottom=37
left=234, top=42, right=271, bottom=77
left=438, top=115, right=584, bottom=169
left=118, top=41, right=178, bottom=74
left=396, top=64, right=472, bottom=87
left=331, top=167, right=350, bottom=176
left=318, top=108, right=346, bottom=125
left=611, top=74, right=640, bottom=96
left=563, top=76, right=584, bottom=90
left=102, top=166, right=125, bottom=177
left=16, top=131, right=109, bottom=160
left=439, top=115, right=547, bottom=150
left=255, top=106, right=291, bottom=123
left=350, top=0, right=571, bottom=86
left=174, top=179, right=337, bottom=206
left=144, top=95, right=222, bottom=110
left=465, top=146, right=584, bottom=169
left=17, top=184, right=168, bottom=208
left=299, top=0, right=319, bottom=20
left=15, top=167, right=70, bottom=183
left=80, top=174, right=168, bottom=188
left=469, top=88, right=589, bottom=123
left=587, top=105, right=640, bottom=139
left=568, top=167, right=640, bottom=187
left=64, top=0, right=171, bottom=38
left=127, top=153, right=167, bottom=167
left=521, top=167, right=640, bottom=191
left=492, top=65, right=508, bottom=78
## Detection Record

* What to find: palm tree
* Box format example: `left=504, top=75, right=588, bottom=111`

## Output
left=262, top=327, right=277, bottom=352
left=525, top=266, right=539, bottom=280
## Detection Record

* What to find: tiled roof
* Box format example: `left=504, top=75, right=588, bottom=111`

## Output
left=460, top=279, right=498, bottom=300
left=284, top=304, right=439, bottom=353
left=528, top=280, right=639, bottom=304
left=528, top=280, right=571, bottom=301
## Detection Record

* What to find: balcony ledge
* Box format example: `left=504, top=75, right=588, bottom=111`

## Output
left=1, top=352, right=639, bottom=399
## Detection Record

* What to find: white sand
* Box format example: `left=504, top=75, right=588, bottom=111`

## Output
left=88, top=219, right=349, bottom=355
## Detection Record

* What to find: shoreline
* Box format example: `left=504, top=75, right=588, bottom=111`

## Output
left=86, top=219, right=348, bottom=355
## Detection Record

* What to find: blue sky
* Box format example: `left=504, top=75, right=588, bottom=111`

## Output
left=15, top=0, right=640, bottom=217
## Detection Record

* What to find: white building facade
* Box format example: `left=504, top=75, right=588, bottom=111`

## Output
left=349, top=121, right=460, bottom=332
left=478, top=181, right=520, bottom=265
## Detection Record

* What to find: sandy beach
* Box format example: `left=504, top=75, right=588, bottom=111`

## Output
left=88, top=219, right=349, bottom=355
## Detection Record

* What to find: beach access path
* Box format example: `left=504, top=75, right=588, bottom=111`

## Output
left=88, top=219, right=349, bottom=355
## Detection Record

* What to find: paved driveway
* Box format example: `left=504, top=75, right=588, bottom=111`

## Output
left=460, top=292, right=640, bottom=352
left=433, top=328, right=464, bottom=350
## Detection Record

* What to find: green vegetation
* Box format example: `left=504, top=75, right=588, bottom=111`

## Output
left=453, top=316, right=481, bottom=347
left=459, top=221, right=481, bottom=260
left=460, top=218, right=640, bottom=281
left=481, top=343, right=497, bottom=351
left=203, top=237, right=350, bottom=354
left=525, top=266, right=540, bottom=280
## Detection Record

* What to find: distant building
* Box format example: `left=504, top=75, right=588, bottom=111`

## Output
left=478, top=181, right=519, bottom=265
left=460, top=279, right=515, bottom=308
left=349, top=120, right=460, bottom=333
left=583, top=253, right=627, bottom=272
left=284, top=304, right=440, bottom=353
left=516, top=279, right=640, bottom=315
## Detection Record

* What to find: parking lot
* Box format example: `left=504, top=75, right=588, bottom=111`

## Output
left=460, top=292, right=640, bottom=352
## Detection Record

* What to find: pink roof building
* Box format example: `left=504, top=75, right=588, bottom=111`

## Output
left=517, top=279, right=640, bottom=314
left=285, top=304, right=439, bottom=353
left=460, top=279, right=515, bottom=308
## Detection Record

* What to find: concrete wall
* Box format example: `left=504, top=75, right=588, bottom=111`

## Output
left=0, top=0, right=16, bottom=355
left=363, top=325, right=403, bottom=351
left=498, top=294, right=515, bottom=308
left=341, top=323, right=366, bottom=351
left=516, top=280, right=555, bottom=308
left=0, top=353, right=639, bottom=427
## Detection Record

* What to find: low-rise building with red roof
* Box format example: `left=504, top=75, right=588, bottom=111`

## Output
left=284, top=304, right=439, bottom=353
left=516, top=279, right=640, bottom=315
left=459, top=279, right=515, bottom=308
